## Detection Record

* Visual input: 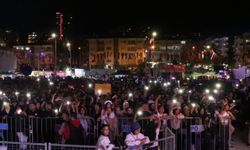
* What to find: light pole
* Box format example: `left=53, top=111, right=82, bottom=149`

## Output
left=51, top=33, right=57, bottom=71
left=149, top=31, right=157, bottom=76
left=66, top=42, right=72, bottom=68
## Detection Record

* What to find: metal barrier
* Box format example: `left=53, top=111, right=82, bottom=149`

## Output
left=0, top=141, right=47, bottom=150
left=0, top=117, right=98, bottom=144
left=167, top=117, right=232, bottom=150
left=48, top=132, right=175, bottom=150
left=0, top=117, right=62, bottom=143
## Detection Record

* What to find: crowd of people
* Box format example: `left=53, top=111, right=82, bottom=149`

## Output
left=0, top=74, right=250, bottom=150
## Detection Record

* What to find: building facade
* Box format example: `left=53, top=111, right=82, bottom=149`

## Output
left=13, top=44, right=54, bottom=70
left=88, top=38, right=146, bottom=69
left=234, top=33, right=250, bottom=66
left=151, top=40, right=186, bottom=63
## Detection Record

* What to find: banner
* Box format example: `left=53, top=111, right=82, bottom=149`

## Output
left=162, top=64, right=185, bottom=73
left=95, top=83, right=112, bottom=95
left=190, top=125, right=204, bottom=133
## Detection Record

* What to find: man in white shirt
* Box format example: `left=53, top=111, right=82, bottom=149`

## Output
left=125, top=122, right=150, bottom=150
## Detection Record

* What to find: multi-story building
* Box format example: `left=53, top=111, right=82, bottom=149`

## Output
left=150, top=39, right=192, bottom=64
left=204, top=37, right=229, bottom=57
left=118, top=38, right=145, bottom=67
left=27, top=32, right=38, bottom=44
left=88, top=38, right=146, bottom=69
left=234, top=33, right=250, bottom=66
left=0, top=30, right=19, bottom=47
left=13, top=44, right=54, bottom=70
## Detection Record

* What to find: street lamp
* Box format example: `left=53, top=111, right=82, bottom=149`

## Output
left=128, top=93, right=133, bottom=97
left=66, top=42, right=72, bottom=68
left=88, top=83, right=93, bottom=88
left=215, top=83, right=221, bottom=89
left=51, top=33, right=57, bottom=71
left=152, top=31, right=157, bottom=37
left=26, top=92, right=31, bottom=99
left=15, top=91, right=19, bottom=96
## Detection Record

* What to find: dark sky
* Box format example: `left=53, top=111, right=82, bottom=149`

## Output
left=1, top=0, right=250, bottom=37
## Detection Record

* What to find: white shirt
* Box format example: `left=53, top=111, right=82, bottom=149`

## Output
left=125, top=132, right=150, bottom=149
left=96, top=135, right=114, bottom=150
left=217, top=111, right=230, bottom=125
left=156, top=113, right=168, bottom=127
left=101, top=111, right=115, bottom=125
left=77, top=114, right=88, bottom=134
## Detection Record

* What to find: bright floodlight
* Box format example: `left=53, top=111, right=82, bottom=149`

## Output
left=144, top=86, right=149, bottom=91
left=49, top=82, right=54, bottom=86
left=3, top=102, right=8, bottom=106
left=98, top=89, right=102, bottom=95
left=236, top=84, right=239, bottom=87
left=188, top=90, right=192, bottom=94
left=51, top=33, right=56, bottom=38
left=154, top=80, right=157, bottom=84
left=152, top=31, right=157, bottom=37
left=205, top=89, right=210, bottom=94
left=17, top=109, right=22, bottom=114
left=36, top=78, right=40, bottom=82
left=178, top=89, right=184, bottom=94
left=88, top=83, right=93, bottom=88
left=215, top=83, right=221, bottom=89
left=208, top=95, right=214, bottom=101
left=128, top=93, right=133, bottom=97
left=171, top=77, right=176, bottom=80
left=206, top=45, right=211, bottom=49
left=0, top=91, right=2, bottom=95
left=137, top=110, right=143, bottom=116
left=172, top=99, right=177, bottom=104
left=149, top=80, right=152, bottom=83
left=66, top=42, right=71, bottom=47
left=66, top=101, right=71, bottom=105
left=54, top=109, right=59, bottom=114
left=213, top=89, right=218, bottom=94
left=191, top=103, right=196, bottom=107
left=26, top=93, right=31, bottom=98
left=15, top=91, right=19, bottom=96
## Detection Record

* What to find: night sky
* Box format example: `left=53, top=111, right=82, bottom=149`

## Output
left=1, top=0, right=250, bottom=37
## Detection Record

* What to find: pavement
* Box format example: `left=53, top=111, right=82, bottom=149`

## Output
left=232, top=130, right=250, bottom=150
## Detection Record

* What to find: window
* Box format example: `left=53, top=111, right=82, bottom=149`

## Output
left=122, top=53, right=124, bottom=59
left=106, top=46, right=112, bottom=50
left=128, top=40, right=136, bottom=45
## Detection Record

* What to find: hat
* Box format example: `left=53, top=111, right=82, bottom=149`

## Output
left=130, top=122, right=141, bottom=132
left=104, top=100, right=112, bottom=105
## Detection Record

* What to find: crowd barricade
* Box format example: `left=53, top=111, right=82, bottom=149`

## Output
left=0, top=117, right=98, bottom=144
left=167, top=117, right=232, bottom=150
left=115, top=117, right=134, bottom=144
left=0, top=141, right=47, bottom=150
left=47, top=132, right=175, bottom=150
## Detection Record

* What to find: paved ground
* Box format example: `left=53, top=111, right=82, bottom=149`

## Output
left=232, top=130, right=249, bottom=150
